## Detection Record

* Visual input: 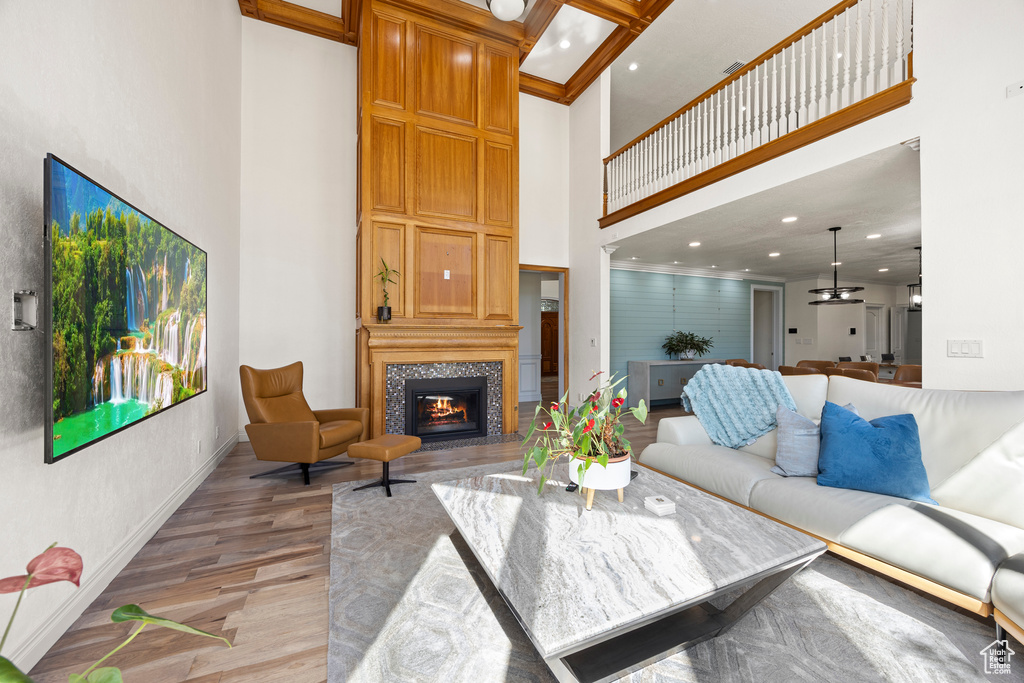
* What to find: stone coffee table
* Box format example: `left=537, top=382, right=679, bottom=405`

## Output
left=432, top=466, right=826, bottom=683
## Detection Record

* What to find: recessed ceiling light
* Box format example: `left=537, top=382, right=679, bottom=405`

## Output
left=744, top=268, right=750, bottom=272
left=630, top=256, right=638, bottom=260
left=628, top=62, right=639, bottom=71
left=866, top=234, right=881, bottom=239
left=836, top=52, right=843, bottom=58
left=878, top=268, right=889, bottom=272
left=769, top=252, right=780, bottom=257
left=711, top=265, right=717, bottom=268
left=781, top=216, right=798, bottom=223
left=689, top=241, right=700, bottom=247
left=831, top=261, right=842, bottom=266
left=673, top=261, right=679, bottom=264
left=559, top=39, right=571, bottom=49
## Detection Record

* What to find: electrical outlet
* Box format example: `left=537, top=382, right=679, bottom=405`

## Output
left=680, top=377, right=686, bottom=384
left=215, top=425, right=220, bottom=440
left=590, top=338, right=597, bottom=347
left=197, top=439, right=202, bottom=455
left=657, top=379, right=664, bottom=386
left=1007, top=80, right=1024, bottom=99
left=443, top=269, right=450, bottom=280
left=795, top=338, right=803, bottom=345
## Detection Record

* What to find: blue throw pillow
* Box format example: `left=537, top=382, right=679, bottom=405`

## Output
left=817, top=401, right=936, bottom=504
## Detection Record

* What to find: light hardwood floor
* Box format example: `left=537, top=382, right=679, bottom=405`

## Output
left=29, top=401, right=686, bottom=682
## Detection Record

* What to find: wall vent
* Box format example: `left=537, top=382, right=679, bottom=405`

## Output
left=723, top=61, right=745, bottom=75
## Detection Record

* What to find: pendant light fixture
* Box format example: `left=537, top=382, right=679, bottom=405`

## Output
left=808, top=227, right=865, bottom=305
left=908, top=246, right=922, bottom=311
left=486, top=0, right=526, bottom=21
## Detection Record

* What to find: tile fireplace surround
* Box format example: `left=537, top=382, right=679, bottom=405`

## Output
left=359, top=324, right=520, bottom=438
left=385, top=361, right=503, bottom=436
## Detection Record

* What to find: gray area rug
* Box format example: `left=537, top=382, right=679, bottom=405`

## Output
left=329, top=463, right=1020, bottom=682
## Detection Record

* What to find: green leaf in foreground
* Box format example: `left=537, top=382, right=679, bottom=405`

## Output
left=110, top=605, right=231, bottom=648
left=0, top=656, right=34, bottom=683
left=69, top=668, right=123, bottom=683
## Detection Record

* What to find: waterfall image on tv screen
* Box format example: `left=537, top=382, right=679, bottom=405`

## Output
left=46, top=155, right=207, bottom=462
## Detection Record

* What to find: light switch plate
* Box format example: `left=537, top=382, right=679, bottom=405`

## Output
left=443, top=269, right=450, bottom=280
left=947, top=339, right=983, bottom=358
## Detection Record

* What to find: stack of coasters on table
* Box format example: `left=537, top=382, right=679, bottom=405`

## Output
left=644, top=494, right=676, bottom=516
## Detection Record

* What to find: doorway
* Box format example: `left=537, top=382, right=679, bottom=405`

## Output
left=865, top=304, right=884, bottom=361
left=519, top=265, right=568, bottom=405
left=751, top=285, right=784, bottom=370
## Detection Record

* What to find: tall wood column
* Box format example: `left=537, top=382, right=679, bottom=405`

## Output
left=356, top=0, right=521, bottom=437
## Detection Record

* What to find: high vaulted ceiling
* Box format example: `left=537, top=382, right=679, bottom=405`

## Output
left=607, top=144, right=923, bottom=286
left=238, top=0, right=675, bottom=105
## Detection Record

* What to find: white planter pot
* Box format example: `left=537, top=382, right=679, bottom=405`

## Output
left=568, top=456, right=631, bottom=491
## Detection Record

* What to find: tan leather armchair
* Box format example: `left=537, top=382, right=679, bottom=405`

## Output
left=778, top=365, right=821, bottom=376
left=796, top=360, right=836, bottom=372
left=837, top=361, right=879, bottom=378
left=893, top=364, right=922, bottom=383
left=240, top=362, right=368, bottom=485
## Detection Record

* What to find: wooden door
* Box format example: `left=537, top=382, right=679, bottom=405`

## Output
left=541, top=311, right=558, bottom=375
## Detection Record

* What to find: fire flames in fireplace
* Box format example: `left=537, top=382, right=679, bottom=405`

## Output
left=421, top=395, right=467, bottom=426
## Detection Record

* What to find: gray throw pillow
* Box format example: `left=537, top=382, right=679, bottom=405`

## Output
left=771, top=404, right=858, bottom=477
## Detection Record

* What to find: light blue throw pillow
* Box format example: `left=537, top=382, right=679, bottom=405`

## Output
left=771, top=403, right=859, bottom=477
left=817, top=401, right=937, bottom=504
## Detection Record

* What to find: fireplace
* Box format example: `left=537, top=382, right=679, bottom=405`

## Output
left=405, top=377, right=488, bottom=442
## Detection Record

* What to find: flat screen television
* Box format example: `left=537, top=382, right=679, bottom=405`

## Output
left=45, top=155, right=207, bottom=463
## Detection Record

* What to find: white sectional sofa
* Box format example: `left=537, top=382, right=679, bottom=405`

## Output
left=639, top=374, right=1024, bottom=639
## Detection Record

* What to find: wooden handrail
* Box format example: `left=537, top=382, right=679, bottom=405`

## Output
left=604, top=0, right=860, bottom=163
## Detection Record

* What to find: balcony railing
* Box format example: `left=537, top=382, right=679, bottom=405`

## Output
left=601, top=0, right=914, bottom=228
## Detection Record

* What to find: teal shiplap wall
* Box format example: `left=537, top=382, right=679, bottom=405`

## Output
left=610, top=269, right=784, bottom=381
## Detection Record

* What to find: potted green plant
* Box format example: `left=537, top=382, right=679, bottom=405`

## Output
left=522, top=372, right=647, bottom=509
left=662, top=331, right=713, bottom=360
left=375, top=258, right=400, bottom=323
left=1, top=544, right=230, bottom=682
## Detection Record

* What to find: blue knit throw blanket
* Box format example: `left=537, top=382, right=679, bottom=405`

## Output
left=681, top=364, right=797, bottom=449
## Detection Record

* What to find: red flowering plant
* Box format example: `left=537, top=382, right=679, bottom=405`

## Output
left=1, top=544, right=229, bottom=683
left=521, top=372, right=648, bottom=493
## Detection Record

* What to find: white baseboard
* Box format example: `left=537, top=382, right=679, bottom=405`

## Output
left=237, top=428, right=249, bottom=442
left=11, top=436, right=238, bottom=672
left=519, top=390, right=542, bottom=401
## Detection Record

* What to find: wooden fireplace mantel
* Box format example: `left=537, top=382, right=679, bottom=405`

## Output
left=360, top=324, right=522, bottom=438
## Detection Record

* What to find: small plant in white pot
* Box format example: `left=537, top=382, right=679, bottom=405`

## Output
left=522, top=372, right=647, bottom=510
left=662, top=331, right=713, bottom=360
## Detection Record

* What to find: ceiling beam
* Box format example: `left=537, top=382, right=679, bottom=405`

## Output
left=519, top=0, right=564, bottom=64
left=564, top=0, right=638, bottom=28
left=239, top=0, right=352, bottom=45
left=520, top=73, right=569, bottom=103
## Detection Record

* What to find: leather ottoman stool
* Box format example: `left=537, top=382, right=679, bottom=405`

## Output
left=349, top=434, right=422, bottom=497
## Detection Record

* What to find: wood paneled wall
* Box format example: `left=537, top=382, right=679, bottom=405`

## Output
left=356, top=0, right=521, bottom=430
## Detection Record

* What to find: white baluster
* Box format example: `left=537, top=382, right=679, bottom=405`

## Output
left=808, top=28, right=819, bottom=122
left=842, top=9, right=852, bottom=107
left=733, top=80, right=741, bottom=156
left=744, top=71, right=753, bottom=151
left=819, top=23, right=829, bottom=117
left=868, top=0, right=877, bottom=96
left=788, top=44, right=798, bottom=131
left=755, top=63, right=765, bottom=145
left=894, top=0, right=905, bottom=83
left=880, top=0, right=890, bottom=90
left=854, top=0, right=864, bottom=102
left=683, top=110, right=692, bottom=178
left=770, top=54, right=779, bottom=140
left=780, top=49, right=789, bottom=135
left=831, top=17, right=841, bottom=112
left=799, top=35, right=808, bottom=128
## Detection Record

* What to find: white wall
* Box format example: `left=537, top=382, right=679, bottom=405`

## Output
left=567, top=74, right=612, bottom=402
left=916, top=0, right=1024, bottom=390
left=784, top=277, right=820, bottom=364
left=0, top=0, right=241, bottom=669
left=238, top=19, right=358, bottom=431
left=520, top=94, right=570, bottom=268
left=518, top=272, right=542, bottom=401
